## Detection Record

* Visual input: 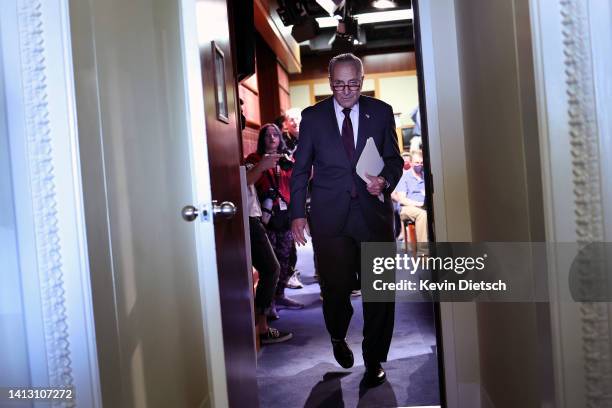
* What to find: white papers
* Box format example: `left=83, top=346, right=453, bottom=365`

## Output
left=356, top=137, right=384, bottom=202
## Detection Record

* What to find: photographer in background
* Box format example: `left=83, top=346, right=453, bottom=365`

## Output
left=275, top=107, right=301, bottom=156
left=240, top=97, right=293, bottom=343
left=246, top=152, right=293, bottom=343
left=246, top=124, right=304, bottom=313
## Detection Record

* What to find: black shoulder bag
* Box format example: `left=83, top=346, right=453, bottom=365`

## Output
left=264, top=171, right=291, bottom=231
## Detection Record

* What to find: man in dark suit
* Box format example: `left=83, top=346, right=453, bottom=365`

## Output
left=290, top=53, right=403, bottom=387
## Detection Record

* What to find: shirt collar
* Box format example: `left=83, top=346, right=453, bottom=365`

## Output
left=409, top=168, right=425, bottom=180
left=333, top=97, right=359, bottom=116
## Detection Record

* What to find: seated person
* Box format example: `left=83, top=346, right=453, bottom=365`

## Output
left=391, top=151, right=428, bottom=245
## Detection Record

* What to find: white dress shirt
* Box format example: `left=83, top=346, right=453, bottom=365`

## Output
left=333, top=97, right=359, bottom=147
left=244, top=162, right=262, bottom=217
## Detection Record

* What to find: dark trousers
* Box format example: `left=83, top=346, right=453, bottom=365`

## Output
left=313, top=199, right=395, bottom=364
left=265, top=228, right=294, bottom=297
left=289, top=242, right=297, bottom=270
left=307, top=209, right=320, bottom=279
left=250, top=217, right=280, bottom=313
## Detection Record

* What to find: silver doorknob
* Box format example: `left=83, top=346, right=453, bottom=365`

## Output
left=181, top=205, right=199, bottom=222
left=213, top=200, right=237, bottom=219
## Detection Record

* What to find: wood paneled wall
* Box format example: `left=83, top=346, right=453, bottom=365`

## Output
left=253, top=0, right=301, bottom=73
left=240, top=34, right=291, bottom=156
left=290, top=50, right=417, bottom=81
left=256, top=34, right=290, bottom=125
left=277, top=64, right=290, bottom=114
left=239, top=72, right=260, bottom=155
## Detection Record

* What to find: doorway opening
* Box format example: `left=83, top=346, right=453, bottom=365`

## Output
left=232, top=1, right=444, bottom=406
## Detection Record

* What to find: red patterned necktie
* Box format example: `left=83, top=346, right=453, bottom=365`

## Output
left=341, top=107, right=357, bottom=197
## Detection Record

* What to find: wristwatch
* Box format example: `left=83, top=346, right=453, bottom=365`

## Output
left=379, top=176, right=390, bottom=189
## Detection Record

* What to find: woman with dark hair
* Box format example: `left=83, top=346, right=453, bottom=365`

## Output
left=245, top=124, right=304, bottom=313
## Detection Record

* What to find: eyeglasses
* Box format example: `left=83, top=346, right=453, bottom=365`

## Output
left=331, top=81, right=362, bottom=91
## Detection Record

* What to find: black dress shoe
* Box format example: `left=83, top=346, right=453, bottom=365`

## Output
left=363, top=362, right=386, bottom=387
left=331, top=338, right=354, bottom=369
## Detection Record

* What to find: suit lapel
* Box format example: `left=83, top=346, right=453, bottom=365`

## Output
left=354, top=95, right=368, bottom=165
left=327, top=97, right=342, bottom=139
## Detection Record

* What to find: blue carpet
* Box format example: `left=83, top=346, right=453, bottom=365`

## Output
left=257, top=242, right=441, bottom=407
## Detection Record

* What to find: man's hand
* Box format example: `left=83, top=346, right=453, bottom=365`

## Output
left=365, top=172, right=386, bottom=196
left=291, top=218, right=310, bottom=246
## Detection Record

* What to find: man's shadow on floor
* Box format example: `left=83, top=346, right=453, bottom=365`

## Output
left=303, top=372, right=398, bottom=408
left=304, top=372, right=349, bottom=408
left=357, top=380, right=398, bottom=408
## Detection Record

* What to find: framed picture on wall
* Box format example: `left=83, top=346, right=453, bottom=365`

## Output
left=212, top=41, right=229, bottom=123
left=401, top=125, right=418, bottom=151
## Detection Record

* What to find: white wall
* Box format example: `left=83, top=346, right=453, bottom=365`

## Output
left=291, top=76, right=418, bottom=126
left=289, top=84, right=310, bottom=110
left=378, top=75, right=419, bottom=126
left=452, top=0, right=554, bottom=407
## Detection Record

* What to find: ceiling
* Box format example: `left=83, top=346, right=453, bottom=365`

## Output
left=278, top=0, right=415, bottom=56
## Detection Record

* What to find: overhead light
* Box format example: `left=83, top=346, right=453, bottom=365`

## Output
left=277, top=0, right=303, bottom=26
left=316, top=0, right=345, bottom=16
left=332, top=35, right=353, bottom=52
left=331, top=15, right=359, bottom=51
left=372, top=0, right=397, bottom=9
left=316, top=9, right=413, bottom=28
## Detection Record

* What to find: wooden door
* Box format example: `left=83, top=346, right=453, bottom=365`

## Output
left=196, top=1, right=259, bottom=407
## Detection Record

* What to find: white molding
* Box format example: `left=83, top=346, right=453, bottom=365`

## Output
left=530, top=0, right=612, bottom=407
left=17, top=0, right=75, bottom=395
left=2, top=0, right=102, bottom=406
left=559, top=1, right=612, bottom=407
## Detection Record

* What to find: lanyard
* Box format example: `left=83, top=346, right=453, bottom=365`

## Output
left=264, top=169, right=288, bottom=204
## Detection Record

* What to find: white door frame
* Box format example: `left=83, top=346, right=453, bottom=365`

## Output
left=179, top=1, right=229, bottom=407
left=420, top=0, right=612, bottom=407
left=417, top=1, right=481, bottom=407
left=0, top=0, right=101, bottom=405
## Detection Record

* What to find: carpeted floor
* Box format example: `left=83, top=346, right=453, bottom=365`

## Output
left=257, top=241, right=441, bottom=408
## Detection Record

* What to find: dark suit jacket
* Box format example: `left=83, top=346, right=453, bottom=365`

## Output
left=290, top=95, right=403, bottom=241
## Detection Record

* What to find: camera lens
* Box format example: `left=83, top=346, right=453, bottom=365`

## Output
left=278, top=156, right=294, bottom=171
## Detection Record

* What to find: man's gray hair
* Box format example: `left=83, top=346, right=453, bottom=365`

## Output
left=328, top=53, right=364, bottom=78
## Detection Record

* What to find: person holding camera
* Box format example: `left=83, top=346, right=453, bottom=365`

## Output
left=246, top=152, right=293, bottom=343
left=246, top=124, right=304, bottom=312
